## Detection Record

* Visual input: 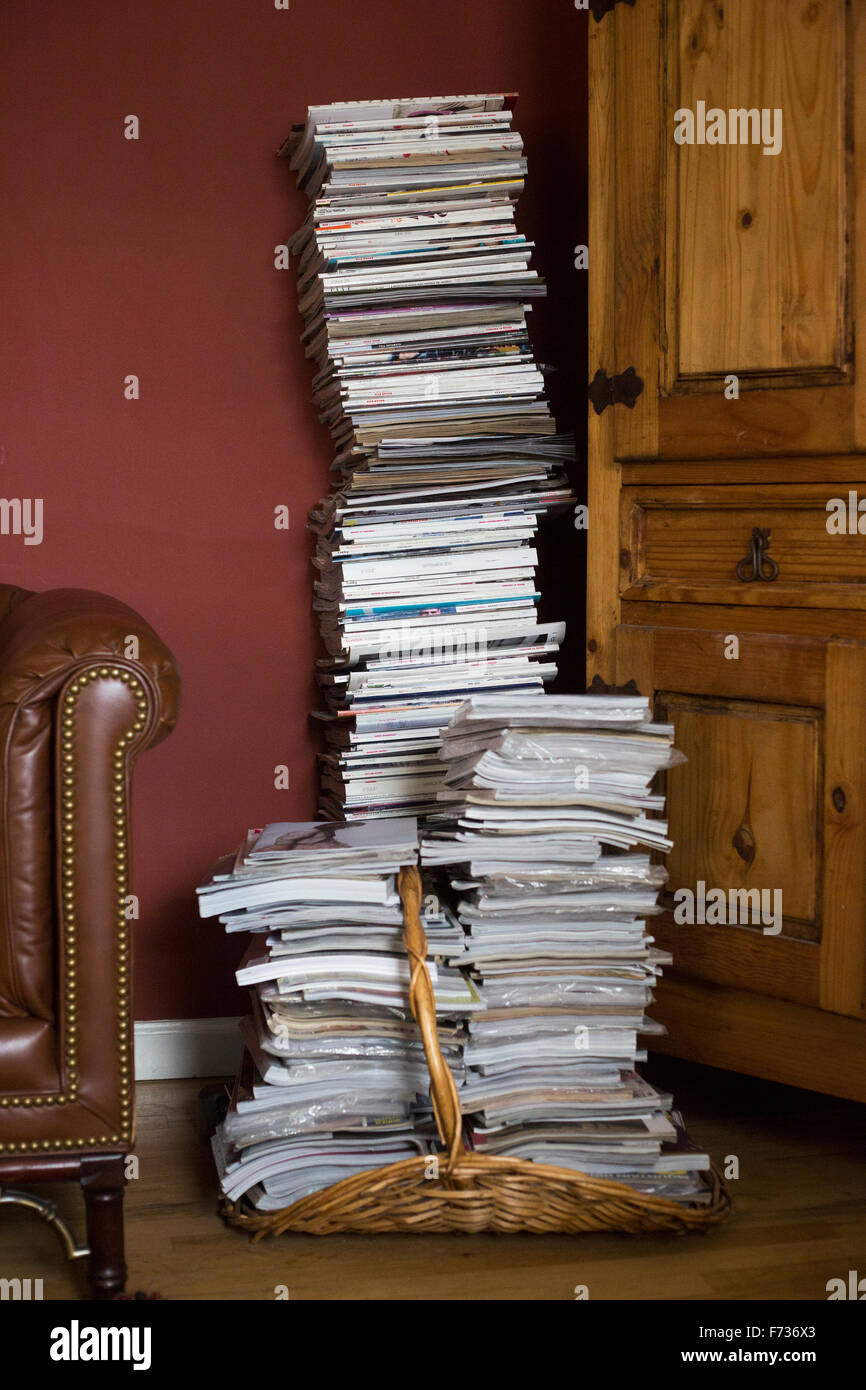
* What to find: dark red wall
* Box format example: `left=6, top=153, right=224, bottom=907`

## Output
left=0, top=0, right=587, bottom=1019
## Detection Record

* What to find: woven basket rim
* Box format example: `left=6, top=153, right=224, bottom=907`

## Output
left=222, top=1152, right=731, bottom=1236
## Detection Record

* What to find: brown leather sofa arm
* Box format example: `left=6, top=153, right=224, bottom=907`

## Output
left=0, top=587, right=180, bottom=1159
left=0, top=588, right=180, bottom=742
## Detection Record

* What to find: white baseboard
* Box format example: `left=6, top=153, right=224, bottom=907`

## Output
left=134, top=1018, right=242, bottom=1080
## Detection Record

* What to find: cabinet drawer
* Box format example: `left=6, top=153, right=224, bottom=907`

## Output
left=620, top=483, right=866, bottom=609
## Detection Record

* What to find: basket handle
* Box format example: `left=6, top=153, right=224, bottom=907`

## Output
left=398, top=865, right=464, bottom=1173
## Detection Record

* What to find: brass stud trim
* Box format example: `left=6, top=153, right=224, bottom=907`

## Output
left=0, top=667, right=148, bottom=1155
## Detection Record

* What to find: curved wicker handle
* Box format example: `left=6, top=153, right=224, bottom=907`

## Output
left=398, top=865, right=464, bottom=1173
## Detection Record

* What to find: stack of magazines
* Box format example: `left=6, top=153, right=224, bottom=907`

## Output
left=420, top=692, right=714, bottom=1203
left=197, top=818, right=479, bottom=1212
left=281, top=94, right=572, bottom=820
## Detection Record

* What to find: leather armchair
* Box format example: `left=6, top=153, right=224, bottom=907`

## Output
left=0, top=585, right=180, bottom=1297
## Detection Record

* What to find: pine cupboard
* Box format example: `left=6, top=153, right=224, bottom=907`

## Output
left=587, top=0, right=866, bottom=1099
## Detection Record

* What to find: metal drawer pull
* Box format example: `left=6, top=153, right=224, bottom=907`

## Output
left=736, top=527, right=779, bottom=583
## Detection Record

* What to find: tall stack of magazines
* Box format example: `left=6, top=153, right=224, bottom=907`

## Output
left=420, top=692, right=713, bottom=1202
left=281, top=94, right=572, bottom=821
left=197, top=818, right=478, bottom=1212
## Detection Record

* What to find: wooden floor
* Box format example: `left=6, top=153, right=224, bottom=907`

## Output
left=2, top=1055, right=864, bottom=1300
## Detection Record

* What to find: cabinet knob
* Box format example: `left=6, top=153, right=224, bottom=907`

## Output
left=736, top=527, right=779, bottom=583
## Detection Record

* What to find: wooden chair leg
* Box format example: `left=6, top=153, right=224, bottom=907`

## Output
left=80, top=1153, right=127, bottom=1299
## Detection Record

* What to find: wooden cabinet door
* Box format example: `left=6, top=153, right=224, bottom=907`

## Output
left=590, top=0, right=865, bottom=464
left=588, top=1, right=866, bottom=1091
left=616, top=623, right=866, bottom=1021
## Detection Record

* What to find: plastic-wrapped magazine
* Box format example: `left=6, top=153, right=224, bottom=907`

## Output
left=248, top=816, right=419, bottom=862
left=213, top=1126, right=429, bottom=1205
left=446, top=692, right=653, bottom=729
left=197, top=870, right=400, bottom=918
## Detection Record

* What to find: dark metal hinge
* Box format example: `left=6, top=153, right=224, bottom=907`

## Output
left=588, top=366, right=645, bottom=414
left=586, top=676, right=642, bottom=697
left=589, top=0, right=637, bottom=22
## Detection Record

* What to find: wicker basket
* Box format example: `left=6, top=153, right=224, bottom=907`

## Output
left=222, top=866, right=731, bottom=1237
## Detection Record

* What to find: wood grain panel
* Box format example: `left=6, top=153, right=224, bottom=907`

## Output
left=612, top=0, right=660, bottom=459
left=621, top=599, right=866, bottom=643
left=586, top=9, right=620, bottom=681
left=661, top=698, right=820, bottom=931
left=621, top=482, right=866, bottom=609
left=820, top=642, right=866, bottom=1017
left=668, top=0, right=847, bottom=381
left=657, top=384, right=856, bottom=459
left=622, top=456, right=866, bottom=485
left=852, top=0, right=866, bottom=447
left=618, top=623, right=826, bottom=704
left=651, top=975, right=866, bottom=1103
left=653, top=915, right=820, bottom=1003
